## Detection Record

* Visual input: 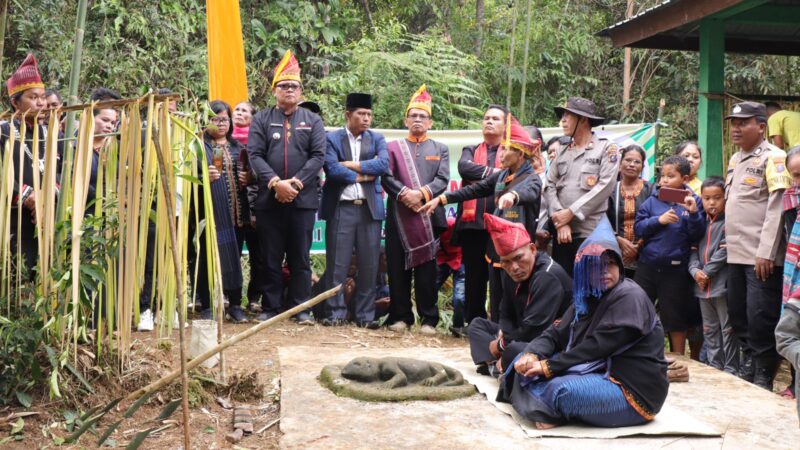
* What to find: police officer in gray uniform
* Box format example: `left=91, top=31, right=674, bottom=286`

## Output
left=543, top=97, right=620, bottom=276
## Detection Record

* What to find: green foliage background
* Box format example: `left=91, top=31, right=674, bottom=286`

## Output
left=4, top=0, right=800, bottom=161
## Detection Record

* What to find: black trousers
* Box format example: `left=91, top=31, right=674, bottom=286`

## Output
left=728, top=264, right=783, bottom=365
left=552, top=237, right=585, bottom=277
left=139, top=221, right=157, bottom=311
left=468, top=317, right=528, bottom=370
left=256, top=207, right=316, bottom=315
left=385, top=220, right=439, bottom=327
left=488, top=265, right=504, bottom=323
left=634, top=263, right=699, bottom=332
left=323, top=202, right=381, bottom=323
left=460, top=229, right=489, bottom=323
left=237, top=224, right=268, bottom=305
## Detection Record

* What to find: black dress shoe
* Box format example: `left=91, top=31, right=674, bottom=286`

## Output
left=293, top=312, right=315, bottom=325
left=753, top=366, right=774, bottom=391
left=357, top=320, right=380, bottom=330
left=739, top=349, right=755, bottom=382
left=254, top=311, right=277, bottom=322
left=227, top=305, right=249, bottom=323
left=321, top=318, right=345, bottom=327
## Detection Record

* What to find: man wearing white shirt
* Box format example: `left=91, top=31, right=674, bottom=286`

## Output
left=320, top=93, right=389, bottom=327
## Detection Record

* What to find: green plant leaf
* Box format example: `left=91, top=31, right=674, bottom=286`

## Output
left=64, top=361, right=95, bottom=394
left=49, top=370, right=62, bottom=398
left=15, top=391, right=32, bottom=407
left=123, top=391, right=154, bottom=418
left=96, top=419, right=123, bottom=447
left=11, top=418, right=24, bottom=434
left=125, top=427, right=156, bottom=450
left=155, top=398, right=181, bottom=421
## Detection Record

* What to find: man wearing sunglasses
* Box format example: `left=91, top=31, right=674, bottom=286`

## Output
left=248, top=50, right=326, bottom=325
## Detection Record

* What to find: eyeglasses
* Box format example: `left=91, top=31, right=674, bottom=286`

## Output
left=407, top=113, right=430, bottom=121
left=210, top=117, right=230, bottom=125
left=622, top=157, right=642, bottom=166
left=276, top=83, right=302, bottom=91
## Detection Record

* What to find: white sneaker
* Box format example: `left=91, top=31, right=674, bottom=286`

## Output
left=419, top=324, right=437, bottom=336
left=388, top=321, right=408, bottom=332
left=137, top=309, right=154, bottom=331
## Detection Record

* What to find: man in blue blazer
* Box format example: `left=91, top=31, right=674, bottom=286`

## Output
left=320, top=93, right=389, bottom=327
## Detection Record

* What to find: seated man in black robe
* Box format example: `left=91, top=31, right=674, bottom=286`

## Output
left=499, top=218, right=669, bottom=429
left=468, top=214, right=572, bottom=376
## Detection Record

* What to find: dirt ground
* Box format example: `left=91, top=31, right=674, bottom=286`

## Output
left=0, top=320, right=467, bottom=449
left=1, top=316, right=796, bottom=449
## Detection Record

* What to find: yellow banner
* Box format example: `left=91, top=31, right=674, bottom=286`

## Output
left=206, top=0, right=248, bottom=107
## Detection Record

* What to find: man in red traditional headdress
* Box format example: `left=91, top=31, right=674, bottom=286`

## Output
left=381, top=84, right=450, bottom=335
left=248, top=50, right=326, bottom=324
left=454, top=104, right=507, bottom=325
left=1, top=54, right=53, bottom=277
left=467, top=214, right=572, bottom=377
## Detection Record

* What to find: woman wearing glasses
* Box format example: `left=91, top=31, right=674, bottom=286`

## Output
left=606, top=144, right=652, bottom=279
left=196, top=99, right=249, bottom=323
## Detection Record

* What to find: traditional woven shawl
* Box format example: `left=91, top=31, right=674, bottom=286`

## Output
left=783, top=186, right=800, bottom=303
left=387, top=139, right=438, bottom=269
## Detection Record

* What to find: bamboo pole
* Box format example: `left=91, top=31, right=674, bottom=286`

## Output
left=0, top=0, right=8, bottom=78
left=56, top=0, right=89, bottom=263
left=518, top=0, right=533, bottom=123
left=151, top=112, right=191, bottom=450
left=505, top=1, right=518, bottom=111
left=123, top=285, right=341, bottom=403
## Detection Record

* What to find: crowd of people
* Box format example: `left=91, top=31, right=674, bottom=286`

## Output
left=4, top=50, right=800, bottom=427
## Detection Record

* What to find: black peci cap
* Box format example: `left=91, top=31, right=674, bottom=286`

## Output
left=346, top=93, right=372, bottom=111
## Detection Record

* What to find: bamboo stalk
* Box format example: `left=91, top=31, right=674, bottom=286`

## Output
left=505, top=1, right=518, bottom=111
left=57, top=0, right=89, bottom=264
left=123, top=285, right=342, bottom=403
left=0, top=0, right=8, bottom=77
left=518, top=0, right=533, bottom=122
left=150, top=106, right=191, bottom=450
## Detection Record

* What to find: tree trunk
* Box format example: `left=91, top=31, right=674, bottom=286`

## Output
left=506, top=1, right=518, bottom=111
left=475, top=0, right=485, bottom=57
left=622, top=0, right=635, bottom=119
left=362, top=0, right=374, bottom=28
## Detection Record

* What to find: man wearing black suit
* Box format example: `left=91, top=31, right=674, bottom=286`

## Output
left=248, top=51, right=326, bottom=324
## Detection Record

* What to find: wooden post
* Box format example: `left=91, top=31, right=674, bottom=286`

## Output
left=698, top=18, right=725, bottom=178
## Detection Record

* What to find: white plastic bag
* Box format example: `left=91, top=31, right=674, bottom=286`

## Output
left=189, top=319, right=219, bottom=368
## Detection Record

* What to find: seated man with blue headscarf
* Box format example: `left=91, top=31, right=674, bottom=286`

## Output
left=498, top=218, right=669, bottom=429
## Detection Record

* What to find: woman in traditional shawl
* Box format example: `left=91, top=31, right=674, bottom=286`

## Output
left=779, top=145, right=800, bottom=400
left=196, top=100, right=248, bottom=323
left=419, top=114, right=543, bottom=319
left=499, top=218, right=669, bottom=428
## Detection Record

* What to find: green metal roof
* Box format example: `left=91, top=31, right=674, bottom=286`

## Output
left=598, top=0, right=800, bottom=56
